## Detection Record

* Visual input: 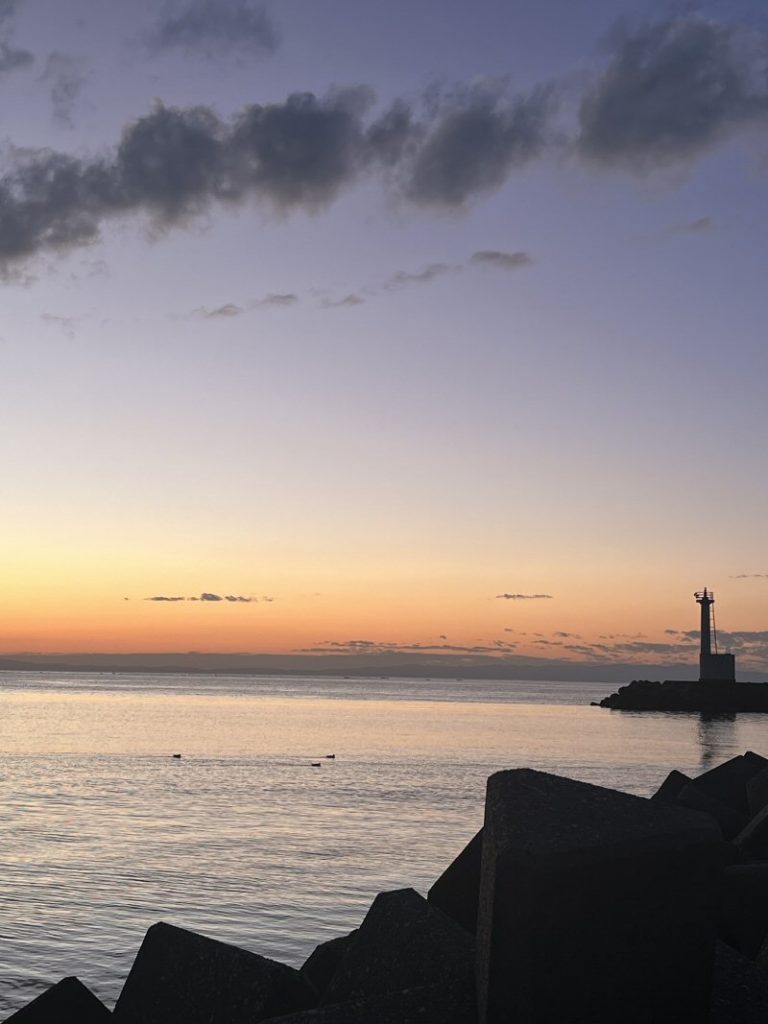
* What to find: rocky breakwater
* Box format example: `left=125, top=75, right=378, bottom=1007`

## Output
left=598, top=678, right=768, bottom=712
left=10, top=755, right=768, bottom=1022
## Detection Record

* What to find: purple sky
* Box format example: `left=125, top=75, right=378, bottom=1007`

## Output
left=1, top=0, right=767, bottom=670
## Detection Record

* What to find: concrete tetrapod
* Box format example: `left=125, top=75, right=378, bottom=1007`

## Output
left=477, top=769, right=726, bottom=1024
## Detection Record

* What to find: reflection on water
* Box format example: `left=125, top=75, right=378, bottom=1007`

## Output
left=696, top=712, right=738, bottom=773
left=0, top=671, right=765, bottom=1014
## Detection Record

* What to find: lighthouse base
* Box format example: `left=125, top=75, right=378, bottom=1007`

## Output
left=700, top=652, right=735, bottom=682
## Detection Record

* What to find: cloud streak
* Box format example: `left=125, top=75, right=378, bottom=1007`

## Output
left=145, top=592, right=259, bottom=603
left=496, top=593, right=553, bottom=600
left=471, top=250, right=532, bottom=270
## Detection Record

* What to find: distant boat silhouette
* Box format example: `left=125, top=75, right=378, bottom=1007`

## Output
left=172, top=753, right=182, bottom=759
left=311, top=762, right=321, bottom=768
left=324, top=754, right=335, bottom=759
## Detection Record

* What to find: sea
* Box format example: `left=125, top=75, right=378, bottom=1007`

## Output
left=0, top=670, right=766, bottom=1015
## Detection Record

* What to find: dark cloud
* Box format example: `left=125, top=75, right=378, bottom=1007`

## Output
left=0, top=89, right=380, bottom=272
left=579, top=17, right=768, bottom=169
left=406, top=84, right=554, bottom=205
left=384, top=262, right=456, bottom=289
left=0, top=70, right=560, bottom=273
left=199, top=592, right=223, bottom=601
left=365, top=100, right=423, bottom=168
left=730, top=573, right=768, bottom=579
left=666, top=216, right=712, bottom=234
left=146, top=595, right=186, bottom=602
left=224, top=595, right=256, bottom=602
left=471, top=249, right=532, bottom=270
left=496, top=593, right=553, bottom=600
left=41, top=53, right=88, bottom=127
left=147, top=0, right=279, bottom=58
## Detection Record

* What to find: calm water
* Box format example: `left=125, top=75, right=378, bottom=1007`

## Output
left=0, top=671, right=766, bottom=1014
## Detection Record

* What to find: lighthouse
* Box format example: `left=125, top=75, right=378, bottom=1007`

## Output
left=695, top=588, right=735, bottom=682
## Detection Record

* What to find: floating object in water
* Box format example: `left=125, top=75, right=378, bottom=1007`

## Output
left=172, top=753, right=182, bottom=759
left=311, top=762, right=321, bottom=768
left=324, top=754, right=336, bottom=759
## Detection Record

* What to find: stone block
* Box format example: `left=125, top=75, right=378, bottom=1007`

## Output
left=711, top=941, right=768, bottom=1024
left=261, top=980, right=475, bottom=1024
left=300, top=931, right=357, bottom=998
left=676, top=783, right=743, bottom=840
left=3, top=976, right=111, bottom=1022
left=428, top=829, right=483, bottom=934
left=112, top=921, right=315, bottom=1024
left=734, top=802, right=768, bottom=861
left=694, top=752, right=768, bottom=823
left=652, top=771, right=742, bottom=839
left=650, top=769, right=692, bottom=802
left=477, top=769, right=725, bottom=1024
left=322, top=888, right=473, bottom=1006
left=719, top=864, right=768, bottom=958
left=747, top=766, right=768, bottom=818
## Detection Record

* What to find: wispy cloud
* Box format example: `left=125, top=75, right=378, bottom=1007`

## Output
left=471, top=250, right=532, bottom=270
left=321, top=293, right=365, bottom=308
left=197, top=303, right=244, bottom=319
left=496, top=592, right=553, bottom=600
left=0, top=1, right=32, bottom=77
left=146, top=0, right=279, bottom=58
left=730, top=573, right=768, bottom=579
left=252, top=292, right=298, bottom=308
left=40, top=53, right=88, bottom=127
left=384, top=262, right=458, bottom=290
left=666, top=216, right=712, bottom=235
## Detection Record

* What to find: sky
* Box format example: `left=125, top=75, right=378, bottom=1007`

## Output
left=0, top=0, right=767, bottom=675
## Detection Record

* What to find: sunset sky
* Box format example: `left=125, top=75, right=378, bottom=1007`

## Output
left=1, top=0, right=767, bottom=672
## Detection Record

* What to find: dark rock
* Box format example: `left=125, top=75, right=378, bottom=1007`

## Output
left=260, top=980, right=476, bottom=1024
left=300, top=932, right=357, bottom=998
left=652, top=770, right=742, bottom=840
left=711, top=941, right=768, bottom=1024
left=651, top=769, right=692, bottom=803
left=322, top=888, right=473, bottom=1006
left=734, top=802, right=768, bottom=861
left=477, top=769, right=726, bottom=1024
left=719, top=864, right=768, bottom=958
left=112, top=921, right=315, bottom=1024
left=676, top=782, right=743, bottom=840
left=694, top=753, right=768, bottom=821
left=747, top=766, right=768, bottom=818
left=428, top=829, right=483, bottom=934
left=3, top=976, right=111, bottom=1022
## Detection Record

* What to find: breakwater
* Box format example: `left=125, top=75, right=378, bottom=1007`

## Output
left=7, top=753, right=768, bottom=1022
left=598, top=679, right=768, bottom=713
